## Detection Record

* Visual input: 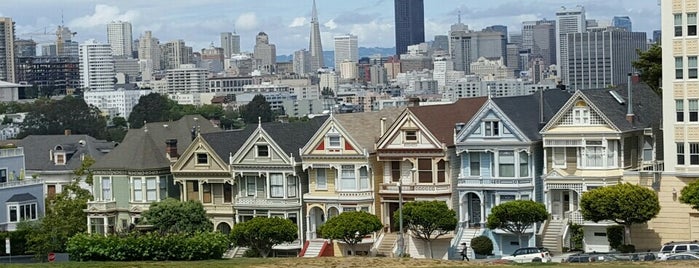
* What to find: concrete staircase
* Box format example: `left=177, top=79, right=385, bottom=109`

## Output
left=376, top=232, right=398, bottom=257
left=302, top=239, right=326, bottom=257
left=230, top=246, right=248, bottom=258
left=455, top=228, right=482, bottom=260
left=541, top=220, right=564, bottom=254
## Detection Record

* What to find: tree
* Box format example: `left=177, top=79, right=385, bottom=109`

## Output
left=229, top=217, right=297, bottom=258
left=111, top=116, right=128, bottom=128
left=580, top=183, right=660, bottom=244
left=142, top=198, right=213, bottom=234
left=486, top=200, right=548, bottom=247
left=239, top=94, right=273, bottom=124
left=128, top=93, right=182, bottom=129
left=632, top=44, right=662, bottom=95
left=321, top=87, right=334, bottom=97
left=394, top=201, right=457, bottom=259
left=680, top=180, right=699, bottom=210
left=19, top=96, right=107, bottom=139
left=318, top=211, right=382, bottom=256
left=21, top=158, right=94, bottom=257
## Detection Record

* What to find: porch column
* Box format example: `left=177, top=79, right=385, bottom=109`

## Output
left=480, top=192, right=486, bottom=226
left=305, top=211, right=311, bottom=240
left=568, top=189, right=574, bottom=212
left=458, top=193, right=465, bottom=223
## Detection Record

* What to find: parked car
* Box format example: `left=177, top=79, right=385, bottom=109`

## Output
left=661, top=253, right=699, bottom=261
left=658, top=241, right=699, bottom=260
left=501, top=247, right=551, bottom=263
left=564, top=253, right=619, bottom=263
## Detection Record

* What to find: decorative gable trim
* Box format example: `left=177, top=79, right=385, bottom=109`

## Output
left=299, top=116, right=365, bottom=157
left=540, top=92, right=621, bottom=133
left=171, top=135, right=228, bottom=173
left=375, top=109, right=443, bottom=150
left=455, top=99, right=531, bottom=144
left=230, top=126, right=291, bottom=165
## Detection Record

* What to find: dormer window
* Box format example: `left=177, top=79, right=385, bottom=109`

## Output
left=196, top=153, right=208, bottom=165
left=257, top=145, right=269, bottom=157
left=405, top=130, right=417, bottom=142
left=484, top=121, right=500, bottom=137
left=573, top=101, right=590, bottom=125
left=55, top=153, right=66, bottom=165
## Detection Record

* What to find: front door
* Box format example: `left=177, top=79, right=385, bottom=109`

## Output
left=562, top=191, right=570, bottom=216
left=468, top=193, right=481, bottom=227
left=388, top=202, right=399, bottom=232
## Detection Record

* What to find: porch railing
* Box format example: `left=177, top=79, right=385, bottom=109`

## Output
left=457, top=177, right=533, bottom=186
left=380, top=183, right=450, bottom=193
left=565, top=210, right=583, bottom=225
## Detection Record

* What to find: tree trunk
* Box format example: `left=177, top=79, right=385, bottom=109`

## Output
left=427, top=240, right=433, bottom=259
left=624, top=224, right=632, bottom=245
left=518, top=234, right=524, bottom=248
left=261, top=247, right=269, bottom=258
left=349, top=244, right=355, bottom=256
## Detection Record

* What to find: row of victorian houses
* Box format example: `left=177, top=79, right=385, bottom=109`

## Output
left=0, top=80, right=668, bottom=259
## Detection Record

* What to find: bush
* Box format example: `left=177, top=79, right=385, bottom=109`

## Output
left=606, top=226, right=625, bottom=250
left=618, top=244, right=635, bottom=253
left=66, top=232, right=229, bottom=261
left=242, top=248, right=261, bottom=257
left=569, top=223, right=584, bottom=251
left=470, top=236, right=494, bottom=256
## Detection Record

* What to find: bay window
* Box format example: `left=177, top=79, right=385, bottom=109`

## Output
left=499, top=151, right=515, bottom=177
left=8, top=203, right=37, bottom=223
left=437, top=160, right=446, bottom=183
left=418, top=158, right=432, bottom=183
left=146, top=177, right=157, bottom=201
left=287, top=176, right=297, bottom=197
left=101, top=177, right=112, bottom=201
left=583, top=141, right=605, bottom=167
left=316, top=169, right=327, bottom=190
left=270, top=173, right=284, bottom=198
left=341, top=165, right=356, bottom=190
left=133, top=178, right=142, bottom=201
left=553, top=147, right=566, bottom=167
left=469, top=152, right=481, bottom=176
left=246, top=176, right=256, bottom=196
left=607, top=141, right=618, bottom=167
left=519, top=152, right=529, bottom=177
left=359, top=167, right=369, bottom=190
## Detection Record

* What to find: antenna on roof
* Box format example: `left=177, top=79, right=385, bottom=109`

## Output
left=457, top=9, right=462, bottom=24
left=258, top=116, right=262, bottom=128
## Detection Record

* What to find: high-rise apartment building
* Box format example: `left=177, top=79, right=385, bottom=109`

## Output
left=138, top=31, right=161, bottom=70
left=161, top=39, right=192, bottom=70
left=79, top=39, right=115, bottom=91
left=565, top=29, right=647, bottom=90
left=556, top=6, right=586, bottom=84
left=166, top=64, right=207, bottom=94
left=449, top=20, right=507, bottom=74
left=334, top=34, right=358, bottom=73
left=309, top=0, right=324, bottom=72
left=107, top=21, right=133, bottom=58
left=449, top=20, right=471, bottom=73
left=394, top=0, right=424, bottom=57
left=220, top=32, right=240, bottom=58
left=293, top=49, right=311, bottom=75
left=254, top=32, right=276, bottom=73
left=0, top=17, right=15, bottom=82
left=612, top=16, right=632, bottom=32
left=56, top=25, right=78, bottom=58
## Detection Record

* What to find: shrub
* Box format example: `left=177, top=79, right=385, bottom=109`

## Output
left=569, top=223, right=584, bottom=251
left=66, top=232, right=229, bottom=261
left=606, top=226, right=625, bottom=250
left=470, top=236, right=494, bottom=256
left=242, top=248, right=261, bottom=257
left=618, top=244, right=635, bottom=253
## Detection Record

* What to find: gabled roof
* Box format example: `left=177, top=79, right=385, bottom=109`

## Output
left=334, top=108, right=403, bottom=153
left=408, top=97, right=487, bottom=147
left=20, top=134, right=116, bottom=172
left=203, top=116, right=328, bottom=162
left=580, top=83, right=661, bottom=131
left=91, top=115, right=220, bottom=171
left=492, top=89, right=572, bottom=140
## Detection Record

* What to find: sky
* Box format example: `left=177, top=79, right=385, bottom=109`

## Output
left=0, top=0, right=661, bottom=56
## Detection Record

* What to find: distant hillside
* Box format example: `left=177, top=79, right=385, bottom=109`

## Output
left=276, top=47, right=396, bottom=68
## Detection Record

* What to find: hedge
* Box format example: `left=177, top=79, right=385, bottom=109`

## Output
left=66, top=232, right=229, bottom=261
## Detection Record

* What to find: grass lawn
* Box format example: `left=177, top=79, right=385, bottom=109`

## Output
left=4, top=257, right=699, bottom=268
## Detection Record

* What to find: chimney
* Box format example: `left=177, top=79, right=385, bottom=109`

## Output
left=626, top=73, right=635, bottom=123
left=631, top=73, right=641, bottom=84
left=407, top=97, right=420, bottom=107
left=64, top=129, right=71, bottom=136
left=166, top=139, right=179, bottom=160
left=380, top=117, right=387, bottom=136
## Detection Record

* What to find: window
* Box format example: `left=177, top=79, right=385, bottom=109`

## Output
left=691, top=99, right=699, bottom=122
left=689, top=13, right=697, bottom=36
left=257, top=145, right=269, bottom=157
left=676, top=13, right=683, bottom=37
left=469, top=152, right=481, bottom=176
left=594, top=232, right=607, bottom=237
left=553, top=147, right=566, bottom=167
left=678, top=143, right=686, bottom=165
left=499, top=151, right=515, bottom=177
left=676, top=57, right=684, bottom=79
left=418, top=158, right=432, bottom=183
left=391, top=161, right=401, bottom=182
left=484, top=121, right=500, bottom=136
left=90, top=218, right=105, bottom=235
left=55, top=153, right=65, bottom=165
left=316, top=169, right=327, bottom=190
left=607, top=141, right=618, bottom=167
left=500, top=195, right=516, bottom=203
left=196, top=153, right=208, bottom=165
left=341, top=165, right=356, bottom=190
left=101, top=177, right=111, bottom=201
left=146, top=177, right=157, bottom=201
left=405, top=130, right=417, bottom=142
left=573, top=107, right=590, bottom=124
left=202, top=183, right=212, bottom=203
left=328, top=136, right=341, bottom=147
left=8, top=203, right=37, bottom=222
left=133, top=178, right=142, bottom=201
left=519, top=152, right=529, bottom=177
left=224, top=183, right=232, bottom=203
left=437, top=160, right=446, bottom=183
left=287, top=176, right=297, bottom=197
left=246, top=176, right=256, bottom=196
left=0, top=169, right=6, bottom=183
left=678, top=99, right=685, bottom=122
left=160, top=176, right=168, bottom=201
left=270, top=173, right=284, bottom=198
left=359, top=167, right=369, bottom=189
left=584, top=141, right=605, bottom=168
left=691, top=143, right=699, bottom=165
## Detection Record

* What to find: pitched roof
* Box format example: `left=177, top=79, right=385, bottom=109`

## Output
left=579, top=83, right=662, bottom=132
left=91, top=115, right=220, bottom=171
left=19, top=134, right=116, bottom=172
left=334, top=108, right=403, bottom=153
left=408, top=97, right=488, bottom=146
left=6, top=193, right=37, bottom=202
left=493, top=89, right=572, bottom=140
left=203, top=116, right=328, bottom=162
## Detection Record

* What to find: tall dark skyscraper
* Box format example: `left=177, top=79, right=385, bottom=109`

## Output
left=394, top=0, right=424, bottom=57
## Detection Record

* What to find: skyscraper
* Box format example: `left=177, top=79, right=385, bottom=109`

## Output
left=334, top=34, right=358, bottom=73
left=221, top=31, right=241, bottom=58
left=612, top=16, right=632, bottom=32
left=449, top=18, right=471, bottom=73
left=0, top=17, right=15, bottom=82
left=309, top=0, right=324, bottom=72
left=79, top=39, right=115, bottom=91
left=556, top=5, right=586, bottom=84
left=107, top=21, right=133, bottom=58
left=394, top=0, right=424, bottom=57
left=161, top=40, right=192, bottom=70
left=56, top=25, right=78, bottom=58
left=138, top=31, right=161, bottom=70
left=293, top=49, right=311, bottom=74
left=254, top=32, right=276, bottom=73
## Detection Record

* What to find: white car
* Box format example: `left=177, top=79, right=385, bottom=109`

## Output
left=658, top=242, right=699, bottom=260
left=501, top=247, right=552, bottom=263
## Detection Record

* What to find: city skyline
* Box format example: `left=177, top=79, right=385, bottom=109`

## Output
left=1, top=0, right=660, bottom=56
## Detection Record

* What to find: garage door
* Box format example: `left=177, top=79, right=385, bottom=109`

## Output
left=691, top=214, right=699, bottom=241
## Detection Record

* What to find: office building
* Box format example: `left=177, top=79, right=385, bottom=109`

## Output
left=139, top=31, right=161, bottom=70
left=253, top=32, right=276, bottom=73
left=166, top=64, right=207, bottom=94
left=220, top=32, right=240, bottom=58
left=15, top=39, right=36, bottom=57
left=293, top=49, right=311, bottom=75
left=612, top=16, right=632, bottom=32
left=532, top=22, right=556, bottom=67
left=556, top=6, right=586, bottom=84
left=79, top=40, right=115, bottom=91
left=450, top=23, right=507, bottom=74
left=107, top=21, right=133, bottom=58
left=56, top=25, right=78, bottom=58
left=15, top=56, right=80, bottom=96
left=432, top=35, right=449, bottom=52
left=0, top=17, right=15, bottom=83
left=200, top=45, right=225, bottom=73
left=309, top=0, right=324, bottom=71
left=394, top=0, right=425, bottom=56
left=334, top=34, right=358, bottom=74
left=161, top=39, right=192, bottom=70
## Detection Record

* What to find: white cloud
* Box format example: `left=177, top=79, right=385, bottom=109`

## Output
left=348, top=20, right=393, bottom=47
left=288, top=17, right=306, bottom=28
left=235, top=12, right=258, bottom=31
left=324, top=19, right=337, bottom=30
left=69, top=4, right=139, bottom=29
